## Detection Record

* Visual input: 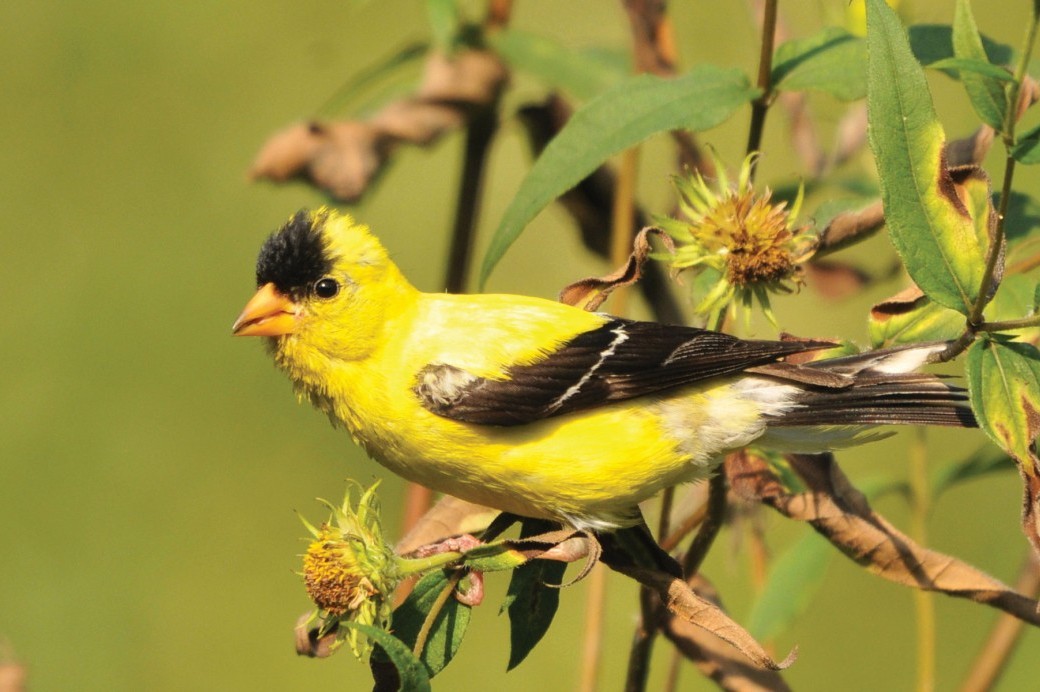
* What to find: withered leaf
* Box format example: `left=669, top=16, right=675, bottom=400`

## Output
left=294, top=613, right=339, bottom=658
left=609, top=562, right=797, bottom=671
left=250, top=49, right=507, bottom=202
left=945, top=125, right=995, bottom=166
left=657, top=573, right=792, bottom=691
left=249, top=121, right=386, bottom=202
left=558, top=227, right=675, bottom=311
left=814, top=199, right=884, bottom=256
left=726, top=452, right=1040, bottom=626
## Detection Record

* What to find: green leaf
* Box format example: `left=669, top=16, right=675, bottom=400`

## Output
left=488, top=29, right=627, bottom=101
left=426, top=0, right=459, bottom=50
left=989, top=273, right=1037, bottom=323
left=909, top=24, right=1013, bottom=69
left=869, top=291, right=964, bottom=347
left=502, top=519, right=568, bottom=670
left=866, top=0, right=988, bottom=314
left=772, top=27, right=867, bottom=101
left=1012, top=122, right=1040, bottom=164
left=926, top=57, right=1014, bottom=82
left=952, top=0, right=1010, bottom=131
left=930, top=445, right=1012, bottom=498
left=354, top=623, right=432, bottom=692
left=748, top=529, right=832, bottom=641
left=480, top=66, right=758, bottom=286
left=1003, top=190, right=1040, bottom=244
left=966, top=337, right=1040, bottom=468
left=390, top=571, right=472, bottom=677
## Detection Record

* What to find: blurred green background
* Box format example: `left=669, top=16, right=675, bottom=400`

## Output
left=2, top=0, right=1037, bottom=689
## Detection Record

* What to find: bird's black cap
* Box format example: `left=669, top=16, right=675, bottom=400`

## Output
left=256, top=210, right=333, bottom=296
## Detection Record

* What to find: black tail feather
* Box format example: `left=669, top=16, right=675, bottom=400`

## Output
left=766, top=344, right=977, bottom=429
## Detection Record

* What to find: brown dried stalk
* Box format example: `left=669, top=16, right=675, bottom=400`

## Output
left=728, top=452, right=1040, bottom=626
left=959, top=552, right=1040, bottom=692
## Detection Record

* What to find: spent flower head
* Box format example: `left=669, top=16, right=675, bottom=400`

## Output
left=299, top=482, right=399, bottom=658
left=656, top=153, right=817, bottom=327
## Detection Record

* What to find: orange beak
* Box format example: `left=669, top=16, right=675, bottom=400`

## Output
left=232, top=283, right=298, bottom=336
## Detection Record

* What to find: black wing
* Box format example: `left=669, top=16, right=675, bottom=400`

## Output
left=414, top=318, right=831, bottom=426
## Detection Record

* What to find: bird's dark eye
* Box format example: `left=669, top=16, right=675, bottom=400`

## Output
left=313, top=277, right=340, bottom=299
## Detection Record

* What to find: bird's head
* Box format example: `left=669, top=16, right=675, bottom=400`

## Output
left=232, top=208, right=415, bottom=362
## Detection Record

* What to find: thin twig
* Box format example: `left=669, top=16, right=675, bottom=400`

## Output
left=682, top=471, right=729, bottom=577
left=579, top=565, right=608, bottom=692
left=444, top=105, right=498, bottom=293
left=745, top=0, right=778, bottom=165
left=624, top=585, right=659, bottom=692
left=412, top=570, right=465, bottom=658
left=663, top=648, right=684, bottom=692
left=1007, top=249, right=1040, bottom=275
left=980, top=315, right=1040, bottom=332
left=609, top=147, right=642, bottom=315
left=660, top=501, right=707, bottom=552
left=909, top=428, right=936, bottom=692
left=747, top=505, right=770, bottom=597
left=946, top=7, right=1040, bottom=361
left=657, top=487, right=675, bottom=541
left=959, top=552, right=1040, bottom=692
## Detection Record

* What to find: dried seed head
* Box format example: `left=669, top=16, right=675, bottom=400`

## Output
left=657, top=153, right=817, bottom=325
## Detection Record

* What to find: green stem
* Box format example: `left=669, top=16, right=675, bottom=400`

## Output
left=745, top=0, right=779, bottom=167
left=971, top=8, right=1040, bottom=320
left=412, top=571, right=465, bottom=659
left=909, top=428, right=936, bottom=692
left=396, top=551, right=466, bottom=575
left=946, top=7, right=1040, bottom=360
left=980, top=314, right=1040, bottom=332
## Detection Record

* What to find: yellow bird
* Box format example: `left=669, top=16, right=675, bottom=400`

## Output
left=233, top=208, right=974, bottom=531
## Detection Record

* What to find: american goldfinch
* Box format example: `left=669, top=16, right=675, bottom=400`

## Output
left=233, top=209, right=974, bottom=530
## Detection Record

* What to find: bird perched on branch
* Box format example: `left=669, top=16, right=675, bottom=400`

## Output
left=233, top=208, right=975, bottom=531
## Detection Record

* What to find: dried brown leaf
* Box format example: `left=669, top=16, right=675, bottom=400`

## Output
left=294, top=613, right=339, bottom=658
left=1014, top=74, right=1040, bottom=123
left=959, top=552, right=1040, bottom=692
left=870, top=284, right=928, bottom=321
left=250, top=49, right=506, bottom=202
left=516, top=96, right=686, bottom=323
left=946, top=126, right=995, bottom=166
left=727, top=452, right=1040, bottom=626
left=558, top=227, right=675, bottom=311
left=248, top=121, right=385, bottom=201
left=612, top=563, right=796, bottom=671
left=1020, top=470, right=1040, bottom=563
left=657, top=573, right=792, bottom=691
left=815, top=199, right=885, bottom=256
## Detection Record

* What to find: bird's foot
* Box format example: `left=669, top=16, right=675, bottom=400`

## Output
left=410, top=533, right=485, bottom=606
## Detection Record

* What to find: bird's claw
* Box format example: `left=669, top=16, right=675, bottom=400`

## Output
left=410, top=533, right=485, bottom=606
